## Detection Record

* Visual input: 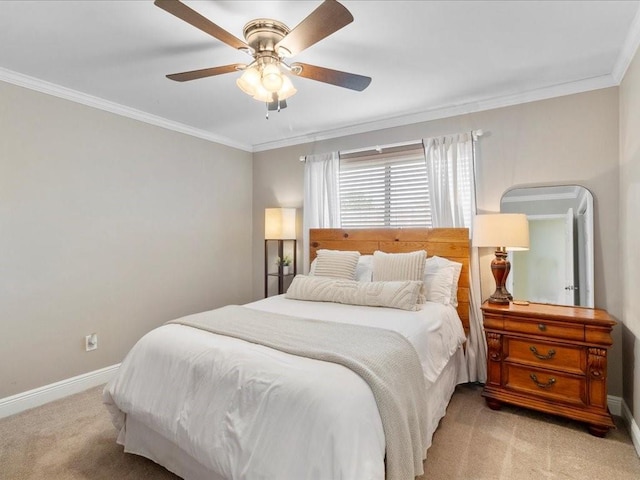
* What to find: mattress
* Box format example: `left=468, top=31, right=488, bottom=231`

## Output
left=103, top=296, right=467, bottom=480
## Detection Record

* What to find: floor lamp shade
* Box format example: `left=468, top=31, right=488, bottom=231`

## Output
left=473, top=213, right=530, bottom=304
left=265, top=208, right=296, bottom=240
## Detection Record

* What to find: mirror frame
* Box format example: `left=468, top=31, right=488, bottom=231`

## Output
left=500, top=184, right=594, bottom=307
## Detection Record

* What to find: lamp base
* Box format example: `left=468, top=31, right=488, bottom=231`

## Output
left=488, top=250, right=513, bottom=305
left=488, top=288, right=512, bottom=304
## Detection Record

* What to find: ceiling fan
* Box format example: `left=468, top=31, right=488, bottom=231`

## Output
left=154, top=0, right=371, bottom=114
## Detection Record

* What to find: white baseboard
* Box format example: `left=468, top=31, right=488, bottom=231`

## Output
left=608, top=394, right=622, bottom=416
left=608, top=396, right=640, bottom=458
left=0, top=364, right=120, bottom=419
left=621, top=399, right=640, bottom=458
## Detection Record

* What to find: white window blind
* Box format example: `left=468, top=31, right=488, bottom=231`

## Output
left=339, top=144, right=432, bottom=228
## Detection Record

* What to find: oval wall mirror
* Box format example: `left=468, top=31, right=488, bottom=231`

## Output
left=500, top=185, right=594, bottom=307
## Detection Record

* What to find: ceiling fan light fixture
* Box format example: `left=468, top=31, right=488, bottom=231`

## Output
left=252, top=82, right=276, bottom=103
left=253, top=74, right=296, bottom=102
left=277, top=75, right=297, bottom=100
left=236, top=66, right=261, bottom=96
left=261, top=63, right=284, bottom=92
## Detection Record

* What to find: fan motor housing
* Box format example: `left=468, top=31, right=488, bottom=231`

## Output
left=243, top=19, right=290, bottom=54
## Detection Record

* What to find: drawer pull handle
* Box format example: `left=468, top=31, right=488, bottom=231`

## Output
left=529, top=373, right=556, bottom=389
left=529, top=346, right=556, bottom=360
left=537, top=323, right=547, bottom=332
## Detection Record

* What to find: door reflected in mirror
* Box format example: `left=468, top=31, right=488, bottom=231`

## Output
left=501, top=185, right=594, bottom=307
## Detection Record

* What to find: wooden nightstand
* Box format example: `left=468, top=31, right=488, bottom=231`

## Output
left=481, top=301, right=616, bottom=436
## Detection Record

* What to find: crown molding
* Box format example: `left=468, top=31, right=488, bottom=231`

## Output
left=612, top=3, right=640, bottom=83
left=0, top=65, right=625, bottom=155
left=0, top=67, right=253, bottom=153
left=252, top=74, right=618, bottom=152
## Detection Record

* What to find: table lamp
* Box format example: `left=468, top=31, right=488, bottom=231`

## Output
left=473, top=213, right=530, bottom=304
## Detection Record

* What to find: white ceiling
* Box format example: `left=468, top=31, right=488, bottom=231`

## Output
left=1, top=1, right=639, bottom=152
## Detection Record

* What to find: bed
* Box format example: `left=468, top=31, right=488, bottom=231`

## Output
left=103, top=227, right=470, bottom=480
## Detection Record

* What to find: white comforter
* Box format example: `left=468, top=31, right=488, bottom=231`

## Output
left=103, top=296, right=466, bottom=480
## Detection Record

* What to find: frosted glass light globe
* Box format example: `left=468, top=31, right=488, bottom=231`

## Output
left=261, top=63, right=283, bottom=92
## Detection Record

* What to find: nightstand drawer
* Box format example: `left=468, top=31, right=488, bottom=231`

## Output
left=505, top=364, right=586, bottom=406
left=505, top=338, right=584, bottom=374
left=504, top=317, right=584, bottom=341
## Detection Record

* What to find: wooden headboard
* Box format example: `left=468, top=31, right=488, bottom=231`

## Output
left=309, top=228, right=471, bottom=336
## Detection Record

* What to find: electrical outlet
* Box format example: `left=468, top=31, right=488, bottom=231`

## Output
left=85, top=333, right=98, bottom=352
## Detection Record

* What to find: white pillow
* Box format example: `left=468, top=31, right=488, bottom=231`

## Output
left=355, top=255, right=373, bottom=282
left=310, top=249, right=360, bottom=280
left=424, top=256, right=463, bottom=306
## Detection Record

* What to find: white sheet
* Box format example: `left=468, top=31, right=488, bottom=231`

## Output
left=103, top=297, right=466, bottom=480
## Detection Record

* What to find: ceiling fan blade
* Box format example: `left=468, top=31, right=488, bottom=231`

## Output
left=291, top=63, right=371, bottom=91
left=166, top=64, right=245, bottom=82
left=275, top=0, right=353, bottom=57
left=154, top=0, right=249, bottom=51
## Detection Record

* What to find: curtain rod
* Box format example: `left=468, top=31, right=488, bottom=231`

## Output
left=339, top=139, right=421, bottom=157
left=299, top=129, right=484, bottom=161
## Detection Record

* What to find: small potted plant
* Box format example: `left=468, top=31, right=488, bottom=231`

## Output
left=276, top=255, right=293, bottom=275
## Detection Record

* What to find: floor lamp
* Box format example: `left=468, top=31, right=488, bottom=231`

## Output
left=473, top=213, right=530, bottom=304
left=265, top=208, right=297, bottom=296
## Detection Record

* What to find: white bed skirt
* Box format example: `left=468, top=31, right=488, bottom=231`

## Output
left=115, top=347, right=466, bottom=480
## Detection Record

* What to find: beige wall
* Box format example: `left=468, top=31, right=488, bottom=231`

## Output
left=0, top=81, right=254, bottom=398
left=620, top=44, right=640, bottom=424
left=1, top=75, right=627, bottom=406
left=252, top=88, right=623, bottom=396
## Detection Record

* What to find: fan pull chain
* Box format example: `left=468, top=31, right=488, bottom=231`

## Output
left=265, top=99, right=283, bottom=119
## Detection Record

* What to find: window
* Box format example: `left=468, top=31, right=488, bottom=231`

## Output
left=339, top=137, right=475, bottom=229
left=339, top=144, right=431, bottom=228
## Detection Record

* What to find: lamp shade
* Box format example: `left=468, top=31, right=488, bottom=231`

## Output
left=472, top=213, right=529, bottom=251
left=261, top=63, right=283, bottom=92
left=277, top=75, right=297, bottom=100
left=236, top=66, right=261, bottom=96
left=265, top=208, right=296, bottom=239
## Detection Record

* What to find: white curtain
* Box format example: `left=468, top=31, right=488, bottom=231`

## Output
left=423, top=133, right=487, bottom=383
left=302, top=152, right=341, bottom=272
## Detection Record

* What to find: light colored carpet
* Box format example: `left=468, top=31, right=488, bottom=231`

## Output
left=1, top=383, right=639, bottom=479
left=421, top=384, right=640, bottom=479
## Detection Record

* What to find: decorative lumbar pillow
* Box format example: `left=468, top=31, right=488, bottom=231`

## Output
left=372, top=250, right=427, bottom=302
left=310, top=249, right=360, bottom=280
left=424, top=256, right=463, bottom=306
left=285, top=275, right=422, bottom=311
